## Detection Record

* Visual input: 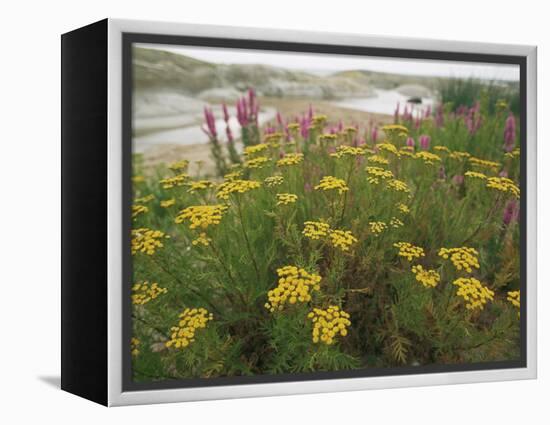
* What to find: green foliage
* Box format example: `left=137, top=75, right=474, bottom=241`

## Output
left=130, top=95, right=521, bottom=382
left=439, top=77, right=520, bottom=115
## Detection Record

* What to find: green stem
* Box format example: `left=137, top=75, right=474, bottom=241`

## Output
left=234, top=196, right=261, bottom=282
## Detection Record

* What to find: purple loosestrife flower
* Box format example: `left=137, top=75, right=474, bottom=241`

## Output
left=236, top=98, right=248, bottom=126
left=419, top=135, right=431, bottom=150
left=414, top=116, right=421, bottom=130
left=276, top=111, right=284, bottom=128
left=371, top=127, right=378, bottom=143
left=424, top=105, right=432, bottom=118
left=338, top=120, right=344, bottom=132
left=499, top=170, right=509, bottom=178
left=406, top=137, right=415, bottom=148
left=503, top=113, right=516, bottom=152
left=222, top=103, right=230, bottom=123
left=503, top=199, right=519, bottom=226
left=300, top=116, right=310, bottom=139
left=226, top=125, right=234, bottom=144
left=202, top=107, right=217, bottom=138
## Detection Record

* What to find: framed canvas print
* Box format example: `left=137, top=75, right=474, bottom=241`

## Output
left=61, top=19, right=537, bottom=406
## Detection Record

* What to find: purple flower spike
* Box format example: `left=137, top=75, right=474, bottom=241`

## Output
left=226, top=125, right=234, bottom=144
left=276, top=111, right=284, bottom=128
left=503, top=199, right=519, bottom=226
left=203, top=107, right=217, bottom=138
left=222, top=103, right=230, bottom=123
left=419, top=135, right=431, bottom=150
left=503, top=113, right=516, bottom=152
left=371, top=127, right=378, bottom=143
left=424, top=105, right=432, bottom=118
left=406, top=137, right=415, bottom=148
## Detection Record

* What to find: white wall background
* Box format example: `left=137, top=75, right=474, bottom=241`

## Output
left=0, top=0, right=547, bottom=423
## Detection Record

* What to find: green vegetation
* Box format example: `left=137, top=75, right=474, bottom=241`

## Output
left=129, top=91, right=521, bottom=382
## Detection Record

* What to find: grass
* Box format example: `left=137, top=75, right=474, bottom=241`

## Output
left=129, top=91, right=521, bottom=382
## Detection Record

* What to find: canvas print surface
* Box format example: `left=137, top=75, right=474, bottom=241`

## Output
left=128, top=42, right=522, bottom=385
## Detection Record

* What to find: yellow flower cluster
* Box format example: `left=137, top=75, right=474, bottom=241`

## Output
left=276, top=193, right=298, bottom=206
left=449, top=151, right=471, bottom=160
left=217, top=179, right=261, bottom=200
left=265, top=175, right=284, bottom=187
left=165, top=308, right=213, bottom=349
left=244, top=156, right=271, bottom=169
left=394, top=242, right=425, bottom=261
left=191, top=233, right=210, bottom=246
left=264, top=132, right=284, bottom=144
left=318, top=133, right=338, bottom=144
left=134, top=194, right=155, bottom=204
left=486, top=177, right=520, bottom=199
left=244, top=143, right=269, bottom=157
left=308, top=306, right=351, bottom=345
left=387, top=179, right=410, bottom=194
left=187, top=180, right=214, bottom=193
left=369, top=221, right=388, bottom=235
left=376, top=143, right=400, bottom=156
left=434, top=145, right=451, bottom=153
left=277, top=153, right=304, bottom=167
left=329, top=229, right=358, bottom=251
left=160, top=198, right=175, bottom=208
left=452, top=277, right=494, bottom=310
left=223, top=170, right=243, bottom=181
left=312, top=115, right=328, bottom=127
left=168, top=159, right=189, bottom=172
left=132, top=281, right=168, bottom=305
left=330, top=145, right=364, bottom=159
left=160, top=173, right=188, bottom=189
left=382, top=124, right=409, bottom=137
left=175, top=204, right=228, bottom=229
left=132, top=175, right=145, bottom=184
left=132, top=204, right=149, bottom=220
left=314, top=176, right=349, bottom=194
left=367, top=155, right=390, bottom=165
left=398, top=148, right=415, bottom=157
left=465, top=171, right=487, bottom=180
left=411, top=265, right=440, bottom=288
left=265, top=266, right=322, bottom=312
left=390, top=217, right=404, bottom=228
left=302, top=221, right=331, bottom=240
left=469, top=157, right=500, bottom=169
left=131, top=337, right=140, bottom=356
left=507, top=290, right=520, bottom=309
left=438, top=247, right=480, bottom=273
left=415, top=151, right=442, bottom=165
left=366, top=166, right=394, bottom=184
left=504, top=148, right=520, bottom=159
left=131, top=228, right=169, bottom=255
left=287, top=122, right=300, bottom=131
left=396, top=203, right=410, bottom=214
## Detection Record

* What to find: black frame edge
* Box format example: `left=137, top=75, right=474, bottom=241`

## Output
left=61, top=18, right=109, bottom=406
